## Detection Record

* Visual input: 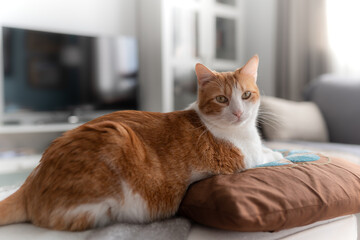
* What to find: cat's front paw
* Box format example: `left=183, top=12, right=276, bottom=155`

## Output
left=261, top=149, right=283, bottom=164
left=271, top=151, right=284, bottom=161
left=245, top=148, right=284, bottom=169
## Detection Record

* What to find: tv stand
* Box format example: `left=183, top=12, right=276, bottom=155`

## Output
left=0, top=122, right=80, bottom=134
left=0, top=122, right=80, bottom=187
left=2, top=109, right=109, bottom=126
left=0, top=110, right=112, bottom=186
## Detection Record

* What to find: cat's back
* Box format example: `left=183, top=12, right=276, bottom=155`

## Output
left=83, top=109, right=200, bottom=130
left=41, top=109, right=202, bottom=168
left=64, top=109, right=202, bottom=143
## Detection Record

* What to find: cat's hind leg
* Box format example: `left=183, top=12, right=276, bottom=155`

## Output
left=46, top=180, right=151, bottom=231
left=48, top=209, right=96, bottom=231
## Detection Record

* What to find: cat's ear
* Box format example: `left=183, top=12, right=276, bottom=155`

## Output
left=238, top=55, right=259, bottom=81
left=195, top=63, right=215, bottom=87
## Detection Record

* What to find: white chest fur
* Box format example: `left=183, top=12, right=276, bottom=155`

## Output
left=209, top=124, right=265, bottom=168
left=189, top=102, right=281, bottom=169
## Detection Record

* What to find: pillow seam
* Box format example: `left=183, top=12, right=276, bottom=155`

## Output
left=181, top=197, right=357, bottom=219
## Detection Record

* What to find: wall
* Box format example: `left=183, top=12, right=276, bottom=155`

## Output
left=137, top=0, right=164, bottom=112
left=0, top=0, right=136, bottom=36
left=0, top=0, right=279, bottom=113
left=242, top=0, right=277, bottom=97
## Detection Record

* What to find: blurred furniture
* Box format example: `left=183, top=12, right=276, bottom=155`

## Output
left=0, top=124, right=78, bottom=187
left=304, top=74, right=360, bottom=145
left=138, top=0, right=243, bottom=112
left=260, top=74, right=360, bottom=240
left=262, top=74, right=360, bottom=147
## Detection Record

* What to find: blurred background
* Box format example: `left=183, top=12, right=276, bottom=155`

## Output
left=0, top=0, right=359, bottom=186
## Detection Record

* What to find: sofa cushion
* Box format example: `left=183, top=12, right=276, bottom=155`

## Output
left=304, top=74, right=360, bottom=144
left=179, top=151, right=360, bottom=232
left=260, top=96, right=329, bottom=142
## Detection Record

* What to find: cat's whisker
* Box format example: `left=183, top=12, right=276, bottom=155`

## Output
left=257, top=110, right=285, bottom=128
left=196, top=128, right=209, bottom=146
left=257, top=114, right=283, bottom=124
left=258, top=112, right=282, bottom=119
left=257, top=120, right=282, bottom=131
left=258, top=109, right=281, bottom=116
left=257, top=115, right=284, bottom=125
left=259, top=118, right=284, bottom=128
left=257, top=118, right=284, bottom=130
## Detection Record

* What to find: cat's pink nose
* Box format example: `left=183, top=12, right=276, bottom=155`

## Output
left=233, top=111, right=242, bottom=118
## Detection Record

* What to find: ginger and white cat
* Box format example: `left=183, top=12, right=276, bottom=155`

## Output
left=0, top=55, right=282, bottom=231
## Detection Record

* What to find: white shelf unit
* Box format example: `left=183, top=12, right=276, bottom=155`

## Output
left=0, top=154, right=41, bottom=174
left=0, top=123, right=81, bottom=134
left=0, top=123, right=79, bottom=180
left=138, top=0, right=244, bottom=112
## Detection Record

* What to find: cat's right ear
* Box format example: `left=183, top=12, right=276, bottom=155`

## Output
left=195, top=63, right=215, bottom=87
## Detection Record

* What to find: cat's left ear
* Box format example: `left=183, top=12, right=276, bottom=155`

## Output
left=237, top=55, right=259, bottom=81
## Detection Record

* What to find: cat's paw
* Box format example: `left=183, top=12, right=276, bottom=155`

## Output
left=271, top=151, right=284, bottom=161
left=245, top=148, right=284, bottom=169
left=261, top=149, right=283, bottom=164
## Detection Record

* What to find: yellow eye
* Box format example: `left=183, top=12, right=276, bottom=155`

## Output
left=215, top=95, right=228, bottom=103
left=242, top=91, right=252, bottom=100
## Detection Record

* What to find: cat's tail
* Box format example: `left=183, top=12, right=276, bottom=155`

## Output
left=0, top=186, right=28, bottom=226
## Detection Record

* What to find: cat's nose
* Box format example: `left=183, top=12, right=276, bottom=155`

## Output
left=233, top=111, right=242, bottom=118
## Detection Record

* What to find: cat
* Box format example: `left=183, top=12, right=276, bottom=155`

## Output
left=0, top=55, right=282, bottom=231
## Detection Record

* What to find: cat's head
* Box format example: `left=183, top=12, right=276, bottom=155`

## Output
left=194, top=55, right=260, bottom=128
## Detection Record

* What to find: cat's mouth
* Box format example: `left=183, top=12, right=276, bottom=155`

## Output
left=231, top=114, right=250, bottom=125
left=232, top=117, right=244, bottom=125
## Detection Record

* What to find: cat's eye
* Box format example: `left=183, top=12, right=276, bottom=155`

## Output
left=242, top=91, right=252, bottom=100
left=215, top=95, right=228, bottom=103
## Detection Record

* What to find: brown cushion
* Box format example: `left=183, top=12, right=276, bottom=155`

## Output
left=179, top=153, right=360, bottom=232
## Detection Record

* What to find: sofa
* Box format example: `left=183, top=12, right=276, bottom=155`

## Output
left=0, top=74, right=359, bottom=239
left=259, top=74, right=360, bottom=239
left=262, top=74, right=360, bottom=156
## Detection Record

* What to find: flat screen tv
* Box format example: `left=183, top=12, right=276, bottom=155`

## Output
left=1, top=26, right=138, bottom=124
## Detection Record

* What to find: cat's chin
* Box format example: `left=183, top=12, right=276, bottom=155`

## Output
left=232, top=119, right=243, bottom=125
left=232, top=121, right=245, bottom=127
left=231, top=117, right=251, bottom=127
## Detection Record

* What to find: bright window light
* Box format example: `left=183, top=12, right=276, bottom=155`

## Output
left=327, top=0, right=360, bottom=76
